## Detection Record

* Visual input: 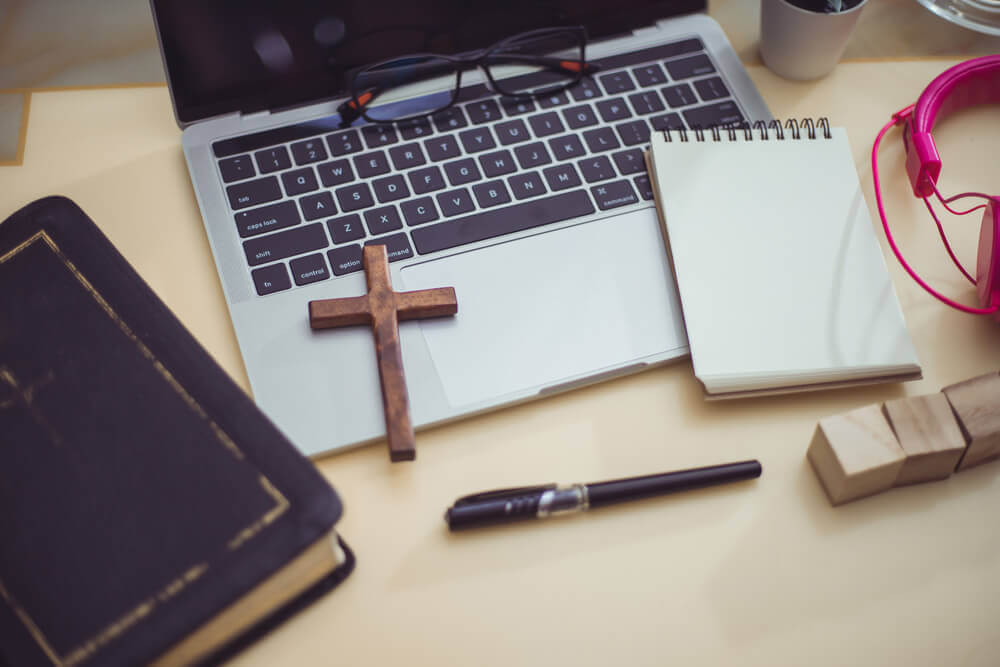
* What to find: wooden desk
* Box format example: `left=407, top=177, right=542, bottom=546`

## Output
left=2, top=56, right=999, bottom=667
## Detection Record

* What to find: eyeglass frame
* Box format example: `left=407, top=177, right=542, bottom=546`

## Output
left=337, top=26, right=597, bottom=127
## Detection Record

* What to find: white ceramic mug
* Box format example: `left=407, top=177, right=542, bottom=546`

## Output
left=759, top=0, right=868, bottom=80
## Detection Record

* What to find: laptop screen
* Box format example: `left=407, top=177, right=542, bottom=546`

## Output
left=152, top=0, right=707, bottom=126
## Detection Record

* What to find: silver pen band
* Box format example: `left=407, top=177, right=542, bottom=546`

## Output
left=536, top=484, right=589, bottom=518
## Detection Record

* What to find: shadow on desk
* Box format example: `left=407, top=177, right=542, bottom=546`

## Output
left=708, top=457, right=999, bottom=649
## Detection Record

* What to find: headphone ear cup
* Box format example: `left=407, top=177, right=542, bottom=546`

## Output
left=976, top=199, right=1000, bottom=318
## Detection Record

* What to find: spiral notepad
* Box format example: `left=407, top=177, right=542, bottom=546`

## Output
left=648, top=119, right=921, bottom=397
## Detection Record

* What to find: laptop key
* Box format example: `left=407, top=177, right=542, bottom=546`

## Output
left=328, top=214, right=365, bottom=244
left=432, top=107, right=468, bottom=133
left=665, top=54, right=716, bottom=80
left=328, top=129, right=362, bottom=155
left=683, top=101, right=744, bottom=129
left=398, top=117, right=433, bottom=140
left=317, top=159, right=355, bottom=187
left=372, top=175, right=410, bottom=203
left=362, top=124, right=399, bottom=148
left=549, top=134, right=586, bottom=161
left=389, top=143, right=427, bottom=170
left=336, top=183, right=375, bottom=212
left=365, top=233, right=414, bottom=262
left=243, top=223, right=328, bottom=266
left=599, top=71, right=636, bottom=95
left=466, top=99, right=502, bottom=124
left=290, top=253, right=330, bottom=286
left=444, top=158, right=482, bottom=186
left=410, top=190, right=595, bottom=255
left=596, top=98, right=632, bottom=123
left=564, top=104, right=598, bottom=129
left=539, top=91, right=570, bottom=108
left=662, top=83, right=698, bottom=108
left=328, top=244, right=363, bottom=275
left=299, top=191, right=336, bottom=220
left=473, top=180, right=512, bottom=208
left=459, top=127, right=497, bottom=153
left=409, top=165, right=446, bottom=194
left=252, top=263, right=292, bottom=296
left=501, top=97, right=536, bottom=116
left=527, top=112, right=565, bottom=138
left=495, top=119, right=530, bottom=145
left=629, top=91, right=666, bottom=115
left=632, top=64, right=667, bottom=87
left=436, top=188, right=475, bottom=217
left=633, top=174, right=654, bottom=201
left=612, top=148, right=646, bottom=175
left=569, top=78, right=601, bottom=101
left=508, top=172, right=547, bottom=200
left=579, top=156, right=616, bottom=183
left=425, top=135, right=461, bottom=161
left=514, top=142, right=552, bottom=169
left=615, top=119, right=651, bottom=146
left=542, top=164, right=582, bottom=191
left=219, top=155, right=255, bottom=183
left=400, top=197, right=440, bottom=226
left=582, top=127, right=621, bottom=153
left=227, top=176, right=282, bottom=210
left=235, top=200, right=301, bottom=238
left=694, top=76, right=730, bottom=102
left=591, top=180, right=639, bottom=210
left=254, top=146, right=291, bottom=174
left=281, top=167, right=319, bottom=196
left=650, top=112, right=685, bottom=131
left=479, top=150, right=516, bottom=178
left=354, top=150, right=390, bottom=178
left=290, top=139, right=328, bottom=165
left=364, top=206, right=404, bottom=235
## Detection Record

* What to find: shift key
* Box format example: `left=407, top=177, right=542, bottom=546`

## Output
left=244, top=223, right=328, bottom=266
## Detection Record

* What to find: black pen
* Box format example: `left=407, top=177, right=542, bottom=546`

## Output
left=444, top=460, right=762, bottom=531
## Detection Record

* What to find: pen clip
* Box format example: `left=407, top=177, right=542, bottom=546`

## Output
left=453, top=484, right=556, bottom=506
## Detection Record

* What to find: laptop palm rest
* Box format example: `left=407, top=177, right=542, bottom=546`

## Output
left=399, top=210, right=688, bottom=407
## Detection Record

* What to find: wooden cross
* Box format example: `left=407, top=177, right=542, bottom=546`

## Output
left=308, top=245, right=457, bottom=462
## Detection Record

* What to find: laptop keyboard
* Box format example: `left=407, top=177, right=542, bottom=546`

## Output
left=212, top=37, right=746, bottom=296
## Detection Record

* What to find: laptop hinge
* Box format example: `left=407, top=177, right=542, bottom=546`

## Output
left=631, top=25, right=662, bottom=37
left=240, top=109, right=272, bottom=122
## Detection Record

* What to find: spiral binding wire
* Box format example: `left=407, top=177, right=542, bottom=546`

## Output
left=662, top=117, right=832, bottom=142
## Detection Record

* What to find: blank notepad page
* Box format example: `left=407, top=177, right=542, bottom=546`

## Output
left=649, top=125, right=920, bottom=396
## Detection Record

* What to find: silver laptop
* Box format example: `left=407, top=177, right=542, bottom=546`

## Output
left=151, top=0, right=771, bottom=457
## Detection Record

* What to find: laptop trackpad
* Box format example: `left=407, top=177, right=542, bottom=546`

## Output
left=399, top=212, right=688, bottom=407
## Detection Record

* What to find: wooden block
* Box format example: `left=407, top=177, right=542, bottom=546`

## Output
left=807, top=404, right=906, bottom=505
left=942, top=371, right=1000, bottom=470
left=882, top=394, right=965, bottom=485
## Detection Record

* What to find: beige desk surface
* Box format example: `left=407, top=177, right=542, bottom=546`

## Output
left=3, top=57, right=1000, bottom=665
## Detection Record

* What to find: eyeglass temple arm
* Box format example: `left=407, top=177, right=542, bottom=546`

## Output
left=483, top=53, right=598, bottom=74
left=336, top=55, right=597, bottom=127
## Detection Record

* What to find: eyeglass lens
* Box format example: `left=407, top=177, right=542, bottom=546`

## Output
left=354, top=28, right=585, bottom=123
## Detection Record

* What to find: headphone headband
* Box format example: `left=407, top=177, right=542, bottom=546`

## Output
left=904, top=55, right=1000, bottom=197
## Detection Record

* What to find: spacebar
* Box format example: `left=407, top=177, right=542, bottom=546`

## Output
left=411, top=190, right=595, bottom=255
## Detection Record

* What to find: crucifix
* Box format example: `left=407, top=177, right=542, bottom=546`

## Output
left=308, top=245, right=457, bottom=462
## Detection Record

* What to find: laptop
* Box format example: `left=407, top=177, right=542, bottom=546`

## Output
left=150, top=0, right=771, bottom=457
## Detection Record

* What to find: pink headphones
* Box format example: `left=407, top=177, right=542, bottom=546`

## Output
left=872, top=55, right=1000, bottom=319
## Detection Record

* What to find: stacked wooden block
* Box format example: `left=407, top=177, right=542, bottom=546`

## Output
left=807, top=371, right=1000, bottom=505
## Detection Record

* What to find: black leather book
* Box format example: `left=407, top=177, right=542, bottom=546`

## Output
left=0, top=197, right=353, bottom=667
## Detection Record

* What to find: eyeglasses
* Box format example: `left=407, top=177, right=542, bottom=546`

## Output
left=337, top=26, right=596, bottom=126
